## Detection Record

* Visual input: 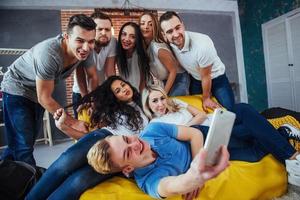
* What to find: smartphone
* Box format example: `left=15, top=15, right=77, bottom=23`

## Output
left=204, top=108, right=236, bottom=166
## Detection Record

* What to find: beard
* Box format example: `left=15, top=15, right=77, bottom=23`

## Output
left=95, top=38, right=110, bottom=47
left=172, top=34, right=184, bottom=48
left=94, top=39, right=110, bottom=53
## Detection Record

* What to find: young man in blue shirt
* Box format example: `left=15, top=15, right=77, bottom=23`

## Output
left=87, top=122, right=229, bottom=199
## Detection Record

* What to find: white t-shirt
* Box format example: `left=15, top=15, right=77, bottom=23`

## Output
left=119, top=50, right=141, bottom=90
left=170, top=31, right=225, bottom=81
left=73, top=37, right=117, bottom=93
left=151, top=98, right=212, bottom=126
left=103, top=102, right=149, bottom=136
left=147, top=41, right=184, bottom=81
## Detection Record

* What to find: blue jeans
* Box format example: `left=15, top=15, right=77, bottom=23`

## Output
left=1, top=93, right=44, bottom=166
left=26, top=129, right=113, bottom=200
left=189, top=73, right=235, bottom=110
left=193, top=103, right=295, bottom=164
left=164, top=71, right=190, bottom=97
left=72, top=92, right=82, bottom=119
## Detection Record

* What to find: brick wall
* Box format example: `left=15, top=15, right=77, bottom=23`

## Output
left=61, top=9, right=156, bottom=115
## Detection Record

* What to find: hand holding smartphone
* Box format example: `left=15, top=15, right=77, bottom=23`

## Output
left=204, top=108, right=236, bottom=166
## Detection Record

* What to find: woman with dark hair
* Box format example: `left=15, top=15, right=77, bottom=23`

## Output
left=116, top=22, right=151, bottom=91
left=79, top=75, right=144, bottom=132
left=26, top=76, right=148, bottom=200
left=139, top=12, right=190, bottom=96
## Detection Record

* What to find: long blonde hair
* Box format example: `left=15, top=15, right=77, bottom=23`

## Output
left=142, top=85, right=180, bottom=119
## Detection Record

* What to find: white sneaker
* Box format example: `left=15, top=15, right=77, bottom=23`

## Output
left=280, top=124, right=300, bottom=141
left=288, top=173, right=300, bottom=187
left=286, top=154, right=300, bottom=187
left=286, top=158, right=300, bottom=175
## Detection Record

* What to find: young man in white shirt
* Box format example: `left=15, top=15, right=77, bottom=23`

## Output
left=159, top=11, right=235, bottom=111
left=72, top=11, right=117, bottom=118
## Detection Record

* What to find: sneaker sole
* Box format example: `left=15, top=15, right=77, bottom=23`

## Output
left=288, top=174, right=300, bottom=187
left=286, top=166, right=300, bottom=176
left=285, top=159, right=300, bottom=176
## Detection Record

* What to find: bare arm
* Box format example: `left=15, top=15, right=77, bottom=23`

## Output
left=199, top=65, right=212, bottom=101
left=181, top=107, right=208, bottom=200
left=53, top=108, right=88, bottom=139
left=157, top=49, right=177, bottom=94
left=158, top=146, right=229, bottom=198
left=85, top=65, right=99, bottom=91
left=176, top=125, right=203, bottom=158
left=76, top=66, right=88, bottom=97
left=104, top=56, right=116, bottom=77
left=36, top=78, right=88, bottom=138
left=199, top=66, right=221, bottom=111
left=185, top=104, right=208, bottom=127
left=139, top=72, right=146, bottom=92
left=36, top=78, right=63, bottom=114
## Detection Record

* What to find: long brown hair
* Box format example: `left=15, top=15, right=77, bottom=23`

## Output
left=139, top=12, right=165, bottom=43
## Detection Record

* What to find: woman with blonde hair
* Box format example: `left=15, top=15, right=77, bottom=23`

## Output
left=142, top=84, right=210, bottom=126
left=142, top=85, right=300, bottom=187
left=139, top=12, right=189, bottom=96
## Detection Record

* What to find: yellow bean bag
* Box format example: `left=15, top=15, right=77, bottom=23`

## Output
left=81, top=155, right=285, bottom=200
left=80, top=95, right=295, bottom=200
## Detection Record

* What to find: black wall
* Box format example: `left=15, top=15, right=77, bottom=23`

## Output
left=0, top=9, right=61, bottom=75
left=0, top=9, right=68, bottom=146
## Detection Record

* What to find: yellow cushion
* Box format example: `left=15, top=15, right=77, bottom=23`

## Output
left=80, top=96, right=292, bottom=200
left=80, top=155, right=286, bottom=200
left=78, top=109, right=95, bottom=132
left=78, top=109, right=91, bottom=124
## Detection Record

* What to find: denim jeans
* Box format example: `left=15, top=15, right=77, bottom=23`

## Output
left=164, top=71, right=190, bottom=97
left=72, top=92, right=82, bottom=119
left=189, top=73, right=235, bottom=111
left=1, top=93, right=44, bottom=166
left=193, top=103, right=295, bottom=164
left=26, top=128, right=113, bottom=200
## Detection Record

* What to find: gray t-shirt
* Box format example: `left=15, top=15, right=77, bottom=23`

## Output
left=1, top=34, right=94, bottom=103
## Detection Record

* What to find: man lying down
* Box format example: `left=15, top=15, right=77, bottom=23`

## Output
left=87, top=122, right=229, bottom=200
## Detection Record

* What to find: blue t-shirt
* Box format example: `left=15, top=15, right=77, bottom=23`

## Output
left=134, top=122, right=192, bottom=199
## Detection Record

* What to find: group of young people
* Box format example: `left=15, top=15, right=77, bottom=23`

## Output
left=28, top=76, right=300, bottom=200
left=1, top=10, right=233, bottom=166
left=1, top=10, right=300, bottom=200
